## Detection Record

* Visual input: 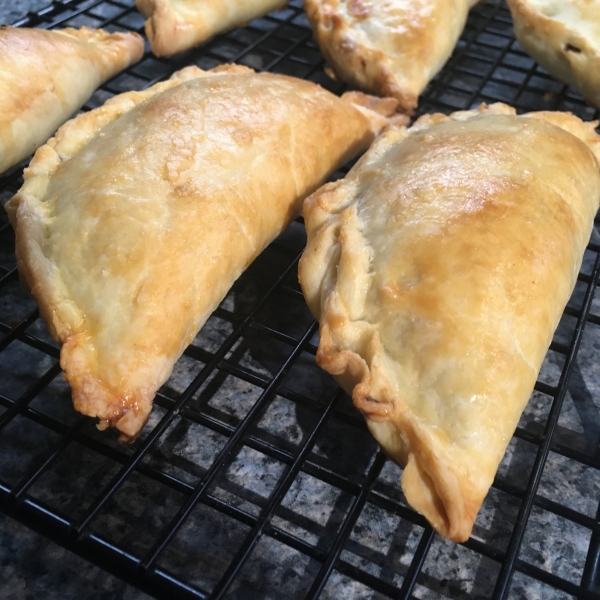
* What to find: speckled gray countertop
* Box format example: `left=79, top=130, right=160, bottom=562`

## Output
left=0, top=0, right=52, bottom=24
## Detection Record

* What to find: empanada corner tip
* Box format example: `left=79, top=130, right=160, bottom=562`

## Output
left=71, top=374, right=151, bottom=443
left=324, top=66, right=339, bottom=82
left=97, top=418, right=142, bottom=444
left=389, top=113, right=410, bottom=128
left=115, top=410, right=150, bottom=443
left=341, top=91, right=397, bottom=115
left=401, top=450, right=478, bottom=543
left=58, top=25, right=145, bottom=58
left=341, top=91, right=409, bottom=132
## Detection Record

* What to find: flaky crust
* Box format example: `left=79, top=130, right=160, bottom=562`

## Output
left=304, top=0, right=478, bottom=113
left=507, top=0, right=600, bottom=108
left=0, top=26, right=144, bottom=175
left=136, top=0, right=287, bottom=57
left=298, top=102, right=600, bottom=541
left=6, top=63, right=396, bottom=441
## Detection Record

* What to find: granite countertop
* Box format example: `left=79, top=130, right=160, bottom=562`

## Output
left=0, top=1, right=599, bottom=599
left=0, top=0, right=53, bottom=24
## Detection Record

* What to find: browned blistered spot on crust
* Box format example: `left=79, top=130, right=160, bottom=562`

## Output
left=348, top=0, right=372, bottom=19
left=232, top=127, right=254, bottom=148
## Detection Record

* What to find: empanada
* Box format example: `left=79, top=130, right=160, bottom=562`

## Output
left=6, top=64, right=398, bottom=441
left=507, top=0, right=600, bottom=108
left=304, top=0, right=479, bottom=113
left=298, top=103, right=600, bottom=541
left=136, top=0, right=287, bottom=57
left=0, top=26, right=144, bottom=175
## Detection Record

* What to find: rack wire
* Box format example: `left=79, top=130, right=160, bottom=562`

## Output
left=0, top=0, right=599, bottom=598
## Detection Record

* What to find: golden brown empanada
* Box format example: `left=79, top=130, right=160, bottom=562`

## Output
left=0, top=26, right=144, bottom=175
left=507, top=0, right=600, bottom=108
left=6, top=64, right=398, bottom=442
left=298, top=103, right=600, bottom=541
left=136, top=0, right=287, bottom=57
left=304, top=0, right=479, bottom=113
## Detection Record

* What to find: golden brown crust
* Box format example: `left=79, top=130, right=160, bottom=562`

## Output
left=6, top=64, right=394, bottom=441
left=299, top=102, right=600, bottom=540
left=507, top=0, right=600, bottom=108
left=304, top=0, right=478, bottom=113
left=0, top=26, right=144, bottom=175
left=136, top=0, right=288, bottom=57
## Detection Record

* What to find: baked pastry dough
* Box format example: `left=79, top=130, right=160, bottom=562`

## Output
left=507, top=0, right=600, bottom=108
left=0, top=26, right=144, bottom=175
left=304, top=0, right=479, bottom=113
left=298, top=103, right=600, bottom=541
left=6, top=64, right=397, bottom=441
left=136, top=0, right=287, bottom=57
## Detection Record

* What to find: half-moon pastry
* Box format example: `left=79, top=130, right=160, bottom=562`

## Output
left=507, top=0, right=600, bottom=108
left=298, top=103, right=600, bottom=541
left=6, top=64, right=398, bottom=441
left=0, top=26, right=144, bottom=175
left=304, top=0, right=479, bottom=113
left=136, top=0, right=287, bottom=57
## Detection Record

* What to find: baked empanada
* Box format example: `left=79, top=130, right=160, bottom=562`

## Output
left=0, top=26, right=144, bottom=175
left=507, top=0, right=600, bottom=108
left=136, top=0, right=287, bottom=57
left=304, top=0, right=479, bottom=113
left=298, top=103, right=600, bottom=541
left=6, top=64, right=397, bottom=441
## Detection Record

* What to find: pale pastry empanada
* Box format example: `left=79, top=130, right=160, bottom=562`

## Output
left=136, top=0, right=287, bottom=57
left=0, top=26, right=144, bottom=175
left=6, top=64, right=398, bottom=442
left=304, top=0, right=479, bottom=113
left=507, top=0, right=600, bottom=108
left=298, top=103, right=600, bottom=541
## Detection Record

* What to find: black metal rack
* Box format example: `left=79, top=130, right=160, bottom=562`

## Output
left=0, top=0, right=599, bottom=598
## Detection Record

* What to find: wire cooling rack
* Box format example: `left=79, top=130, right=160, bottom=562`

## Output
left=0, top=0, right=599, bottom=598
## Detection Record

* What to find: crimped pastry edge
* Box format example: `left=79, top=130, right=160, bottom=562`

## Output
left=135, top=0, right=184, bottom=57
left=299, top=102, right=600, bottom=541
left=507, top=0, right=600, bottom=109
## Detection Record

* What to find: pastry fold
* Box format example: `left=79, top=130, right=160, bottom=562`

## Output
left=0, top=26, right=144, bottom=175
left=298, top=103, right=600, bottom=541
left=6, top=64, right=396, bottom=441
left=136, top=0, right=287, bottom=57
left=304, top=0, right=479, bottom=113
